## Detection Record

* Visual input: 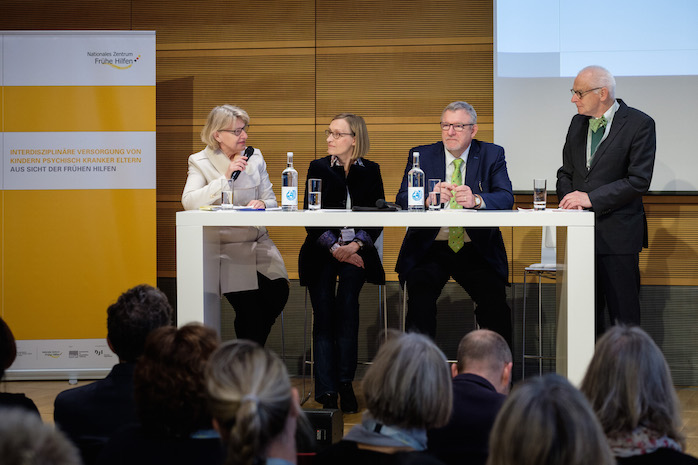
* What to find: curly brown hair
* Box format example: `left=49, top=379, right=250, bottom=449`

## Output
left=134, top=323, right=219, bottom=438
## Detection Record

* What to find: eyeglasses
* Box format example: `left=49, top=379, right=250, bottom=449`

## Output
left=440, top=123, right=475, bottom=132
left=324, top=129, right=354, bottom=139
left=219, top=125, right=249, bottom=136
left=570, top=87, right=602, bottom=99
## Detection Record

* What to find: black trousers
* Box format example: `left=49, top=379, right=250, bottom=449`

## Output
left=404, top=241, right=512, bottom=349
left=595, top=253, right=641, bottom=336
left=223, top=272, right=289, bottom=346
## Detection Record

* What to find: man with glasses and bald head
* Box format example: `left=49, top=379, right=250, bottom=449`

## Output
left=557, top=65, right=656, bottom=336
left=396, top=101, right=514, bottom=349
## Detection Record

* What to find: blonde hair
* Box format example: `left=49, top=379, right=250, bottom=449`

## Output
left=201, top=104, right=250, bottom=150
left=362, top=331, right=452, bottom=429
left=581, top=325, right=684, bottom=448
left=206, top=339, right=294, bottom=465
left=487, top=374, right=614, bottom=465
left=331, top=113, right=370, bottom=163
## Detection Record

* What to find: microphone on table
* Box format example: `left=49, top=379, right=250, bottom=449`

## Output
left=232, top=146, right=255, bottom=180
left=376, top=199, right=402, bottom=211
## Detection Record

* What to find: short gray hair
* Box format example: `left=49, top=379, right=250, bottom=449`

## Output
left=201, top=104, right=250, bottom=150
left=456, top=329, right=512, bottom=374
left=580, top=325, right=684, bottom=448
left=579, top=65, right=616, bottom=100
left=443, top=101, right=477, bottom=124
left=0, top=408, right=81, bottom=465
left=487, top=374, right=614, bottom=465
left=362, top=331, right=452, bottom=429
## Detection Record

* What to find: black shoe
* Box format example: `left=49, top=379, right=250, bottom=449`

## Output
left=318, top=392, right=338, bottom=410
left=339, top=382, right=358, bottom=414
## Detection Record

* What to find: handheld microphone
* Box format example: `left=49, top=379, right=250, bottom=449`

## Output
left=376, top=199, right=402, bottom=211
left=232, top=146, right=255, bottom=180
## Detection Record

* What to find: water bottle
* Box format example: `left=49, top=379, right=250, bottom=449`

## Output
left=281, top=152, right=298, bottom=211
left=407, top=151, right=425, bottom=211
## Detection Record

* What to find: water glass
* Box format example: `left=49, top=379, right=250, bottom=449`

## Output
left=428, top=178, right=442, bottom=210
left=533, top=178, right=547, bottom=210
left=221, top=178, right=234, bottom=209
left=308, top=178, right=322, bottom=210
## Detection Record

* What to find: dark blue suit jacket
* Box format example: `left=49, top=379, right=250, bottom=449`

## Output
left=54, top=362, right=138, bottom=465
left=395, top=140, right=513, bottom=282
left=556, top=99, right=655, bottom=255
left=427, top=373, right=506, bottom=465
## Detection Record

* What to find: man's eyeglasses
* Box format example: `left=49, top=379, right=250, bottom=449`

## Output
left=570, top=87, right=602, bottom=99
left=219, top=125, right=249, bottom=136
left=324, top=129, right=354, bottom=139
left=440, top=123, right=475, bottom=132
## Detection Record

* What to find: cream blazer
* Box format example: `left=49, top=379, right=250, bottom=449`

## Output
left=182, top=146, right=288, bottom=293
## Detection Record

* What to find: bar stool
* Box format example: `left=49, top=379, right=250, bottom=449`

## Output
left=522, top=226, right=557, bottom=378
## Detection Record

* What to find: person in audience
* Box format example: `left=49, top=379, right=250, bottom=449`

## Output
left=97, top=323, right=223, bottom=465
left=428, top=329, right=512, bottom=465
left=299, top=113, right=385, bottom=412
left=315, top=331, right=451, bottom=464
left=54, top=283, right=173, bottom=465
left=182, top=104, right=289, bottom=346
left=487, top=373, right=614, bottom=465
left=0, top=317, right=40, bottom=416
left=581, top=325, right=698, bottom=464
left=0, top=407, right=81, bottom=465
left=206, top=339, right=308, bottom=465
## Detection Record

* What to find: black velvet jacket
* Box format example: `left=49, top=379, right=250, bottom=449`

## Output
left=298, top=156, right=385, bottom=285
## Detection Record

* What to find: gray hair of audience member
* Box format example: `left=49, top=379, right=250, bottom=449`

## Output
left=443, top=101, right=477, bottom=124
left=201, top=104, right=250, bottom=150
left=578, top=65, right=617, bottom=100
left=0, top=407, right=81, bottom=465
left=362, top=331, right=452, bottom=430
left=106, top=284, right=174, bottom=363
left=455, top=329, right=512, bottom=374
left=580, top=325, right=685, bottom=448
left=487, top=374, right=615, bottom=465
left=206, top=339, right=297, bottom=465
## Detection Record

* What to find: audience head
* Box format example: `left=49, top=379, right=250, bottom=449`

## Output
left=581, top=325, right=684, bottom=447
left=201, top=104, right=250, bottom=150
left=330, top=113, right=370, bottom=162
left=454, top=329, right=513, bottom=394
left=362, top=331, right=452, bottom=430
left=0, top=317, right=18, bottom=380
left=106, top=284, right=174, bottom=363
left=487, top=374, right=614, bottom=465
left=134, top=323, right=219, bottom=439
left=0, top=407, right=81, bottom=465
left=206, top=339, right=300, bottom=465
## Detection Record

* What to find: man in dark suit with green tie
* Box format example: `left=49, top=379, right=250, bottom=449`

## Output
left=557, top=65, right=656, bottom=335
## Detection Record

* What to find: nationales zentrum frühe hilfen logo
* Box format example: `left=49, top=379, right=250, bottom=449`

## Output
left=87, top=50, right=141, bottom=70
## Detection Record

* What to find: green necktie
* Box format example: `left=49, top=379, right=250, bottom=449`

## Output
left=588, top=115, right=607, bottom=166
left=448, top=158, right=464, bottom=253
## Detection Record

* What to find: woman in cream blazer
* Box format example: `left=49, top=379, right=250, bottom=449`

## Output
left=182, top=105, right=288, bottom=346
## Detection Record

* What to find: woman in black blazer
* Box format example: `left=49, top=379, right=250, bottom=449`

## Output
left=299, top=113, right=385, bottom=413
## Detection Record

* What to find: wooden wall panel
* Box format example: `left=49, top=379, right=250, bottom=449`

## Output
left=0, top=1, right=132, bottom=29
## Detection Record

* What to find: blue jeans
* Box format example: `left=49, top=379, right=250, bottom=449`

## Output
left=308, top=259, right=366, bottom=399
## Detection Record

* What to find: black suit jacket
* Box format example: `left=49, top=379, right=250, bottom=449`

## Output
left=395, top=140, right=514, bottom=282
left=427, top=373, right=506, bottom=465
left=54, top=362, right=138, bottom=465
left=298, top=156, right=386, bottom=285
left=557, top=99, right=656, bottom=255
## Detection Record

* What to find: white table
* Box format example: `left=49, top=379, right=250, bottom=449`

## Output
left=176, top=209, right=595, bottom=384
